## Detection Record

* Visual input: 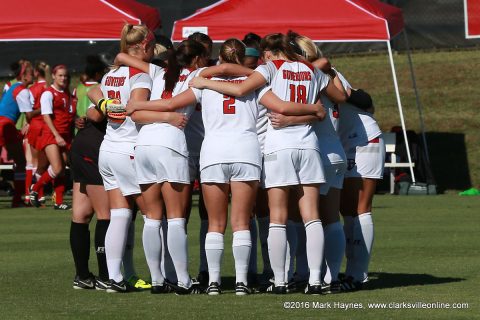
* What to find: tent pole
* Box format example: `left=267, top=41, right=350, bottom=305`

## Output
left=387, top=41, right=416, bottom=183
left=403, top=30, right=431, bottom=163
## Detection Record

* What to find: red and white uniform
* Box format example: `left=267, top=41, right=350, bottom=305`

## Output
left=27, top=80, right=47, bottom=149
left=135, top=66, right=199, bottom=185
left=255, top=60, right=325, bottom=187
left=98, top=66, right=152, bottom=196
left=37, top=86, right=75, bottom=150
left=191, top=76, right=268, bottom=183
left=336, top=72, right=385, bottom=179
left=0, top=82, right=33, bottom=146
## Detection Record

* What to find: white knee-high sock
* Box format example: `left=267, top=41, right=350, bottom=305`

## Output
left=248, top=218, right=258, bottom=275
left=343, top=215, right=355, bottom=277
left=268, top=223, right=287, bottom=286
left=160, top=217, right=177, bottom=283
left=122, top=219, right=136, bottom=280
left=205, top=232, right=224, bottom=285
left=257, top=216, right=271, bottom=275
left=286, top=221, right=297, bottom=282
left=305, top=219, right=324, bottom=285
left=294, top=222, right=308, bottom=280
left=233, top=230, right=252, bottom=285
left=167, top=218, right=190, bottom=287
left=352, top=212, right=374, bottom=282
left=105, top=208, right=132, bottom=282
left=199, top=219, right=209, bottom=273
left=142, top=218, right=164, bottom=285
left=324, top=222, right=346, bottom=282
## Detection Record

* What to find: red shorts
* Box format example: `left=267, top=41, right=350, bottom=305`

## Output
left=27, top=121, right=44, bottom=149
left=37, top=129, right=72, bottom=151
left=0, top=116, right=22, bottom=146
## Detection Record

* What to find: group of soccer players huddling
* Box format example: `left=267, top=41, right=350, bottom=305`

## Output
left=0, top=24, right=384, bottom=296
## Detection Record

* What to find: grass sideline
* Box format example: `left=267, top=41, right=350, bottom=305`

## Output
left=0, top=194, right=478, bottom=319
left=1, top=49, right=479, bottom=189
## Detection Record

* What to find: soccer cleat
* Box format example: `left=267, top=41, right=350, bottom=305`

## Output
left=304, top=282, right=323, bottom=295
left=106, top=279, right=128, bottom=293
left=151, top=282, right=173, bottom=294
left=73, top=274, right=95, bottom=290
left=39, top=196, right=46, bottom=205
left=173, top=279, right=203, bottom=295
left=327, top=280, right=343, bottom=294
left=54, top=203, right=71, bottom=210
left=127, top=276, right=152, bottom=290
left=235, top=282, right=253, bottom=295
left=205, top=282, right=221, bottom=295
left=265, top=284, right=287, bottom=294
left=95, top=278, right=109, bottom=291
left=29, top=186, right=41, bottom=208
left=341, top=276, right=363, bottom=292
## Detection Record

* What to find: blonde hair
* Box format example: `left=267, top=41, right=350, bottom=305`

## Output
left=295, top=36, right=322, bottom=62
left=120, top=23, right=151, bottom=54
left=220, top=38, right=245, bottom=65
left=34, top=61, right=52, bottom=86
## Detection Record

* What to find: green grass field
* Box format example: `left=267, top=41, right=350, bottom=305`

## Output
left=0, top=195, right=478, bottom=319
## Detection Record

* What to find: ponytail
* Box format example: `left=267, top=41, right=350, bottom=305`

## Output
left=260, top=33, right=299, bottom=61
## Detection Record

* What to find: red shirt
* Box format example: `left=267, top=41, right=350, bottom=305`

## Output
left=41, top=87, right=76, bottom=135
left=29, top=80, right=47, bottom=127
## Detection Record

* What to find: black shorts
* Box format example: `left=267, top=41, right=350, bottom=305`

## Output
left=70, top=151, right=103, bottom=185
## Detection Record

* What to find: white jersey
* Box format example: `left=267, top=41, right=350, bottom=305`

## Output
left=136, top=66, right=200, bottom=157
left=100, top=66, right=152, bottom=156
left=255, top=60, right=326, bottom=154
left=191, top=76, right=268, bottom=170
left=256, top=103, right=268, bottom=154
left=336, top=72, right=381, bottom=149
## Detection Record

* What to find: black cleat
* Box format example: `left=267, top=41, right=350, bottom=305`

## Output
left=106, top=279, right=128, bottom=293
left=95, top=277, right=109, bottom=291
left=304, top=283, right=323, bottom=295
left=265, top=283, right=287, bottom=294
left=206, top=282, right=221, bottom=295
left=73, top=274, right=95, bottom=290
left=54, top=203, right=72, bottom=210
left=235, top=282, right=253, bottom=295
left=151, top=282, right=174, bottom=294
left=172, top=279, right=203, bottom=295
left=341, top=276, right=363, bottom=292
left=326, top=280, right=343, bottom=294
left=29, top=186, right=41, bottom=208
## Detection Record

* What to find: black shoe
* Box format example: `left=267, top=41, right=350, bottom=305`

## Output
left=304, top=283, right=323, bottom=295
left=206, top=282, right=221, bottom=295
left=173, top=279, right=203, bottom=295
left=247, top=272, right=258, bottom=287
left=197, top=271, right=209, bottom=287
left=235, top=282, right=253, bottom=295
left=106, top=279, right=128, bottom=293
left=327, top=280, right=343, bottom=294
left=341, top=276, right=363, bottom=292
left=151, top=282, right=173, bottom=294
left=73, top=274, right=95, bottom=290
left=265, top=283, right=287, bottom=294
left=95, top=277, right=109, bottom=291
left=29, top=186, right=41, bottom=208
left=54, top=203, right=71, bottom=210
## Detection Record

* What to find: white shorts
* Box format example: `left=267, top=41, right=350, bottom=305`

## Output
left=319, top=162, right=347, bottom=195
left=263, top=149, right=325, bottom=188
left=98, top=150, right=140, bottom=196
left=344, top=136, right=385, bottom=179
left=189, top=155, right=200, bottom=182
left=201, top=163, right=261, bottom=184
left=135, top=145, right=190, bottom=185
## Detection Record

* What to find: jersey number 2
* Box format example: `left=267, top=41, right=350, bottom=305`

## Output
left=223, top=95, right=235, bottom=114
left=289, top=84, right=307, bottom=104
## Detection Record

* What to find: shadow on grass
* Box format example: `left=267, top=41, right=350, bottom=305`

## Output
left=364, top=272, right=465, bottom=290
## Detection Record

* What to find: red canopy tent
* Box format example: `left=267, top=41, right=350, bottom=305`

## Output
left=0, top=0, right=160, bottom=41
left=465, top=0, right=480, bottom=38
left=172, top=0, right=422, bottom=185
left=172, top=0, right=403, bottom=42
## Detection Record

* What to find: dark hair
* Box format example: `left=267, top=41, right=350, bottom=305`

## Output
left=188, top=32, right=213, bottom=55
left=34, top=61, right=50, bottom=79
left=286, top=30, right=303, bottom=56
left=220, top=38, right=245, bottom=65
left=164, top=40, right=206, bottom=93
left=10, top=58, right=27, bottom=79
left=85, top=55, right=107, bottom=80
left=243, top=32, right=261, bottom=49
left=155, top=33, right=173, bottom=50
left=347, top=89, right=373, bottom=110
left=260, top=33, right=299, bottom=61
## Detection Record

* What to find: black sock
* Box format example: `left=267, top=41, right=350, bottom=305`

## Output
left=70, top=222, right=91, bottom=279
left=95, top=220, right=110, bottom=281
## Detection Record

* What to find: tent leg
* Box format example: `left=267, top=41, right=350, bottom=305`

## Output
left=387, top=41, right=416, bottom=183
left=403, top=30, right=431, bottom=163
